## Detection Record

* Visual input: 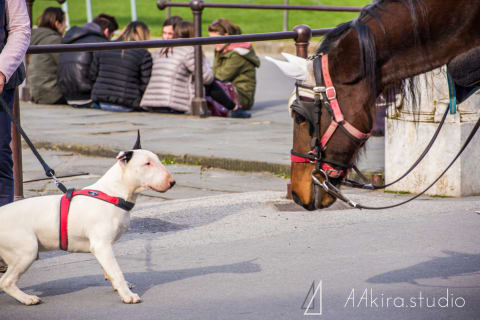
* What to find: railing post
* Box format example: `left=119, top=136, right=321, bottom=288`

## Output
left=86, top=0, right=93, bottom=23
left=283, top=0, right=289, bottom=32
left=190, top=0, right=208, bottom=117
left=166, top=0, right=171, bottom=18
left=11, top=89, right=23, bottom=200
left=13, top=0, right=37, bottom=198
left=293, top=24, right=311, bottom=58
left=130, top=0, right=138, bottom=21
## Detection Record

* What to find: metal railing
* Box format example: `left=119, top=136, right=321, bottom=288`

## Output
left=157, top=0, right=363, bottom=31
left=14, top=24, right=327, bottom=199
left=157, top=1, right=362, bottom=12
left=27, top=26, right=330, bottom=113
left=155, top=0, right=361, bottom=115
left=13, top=1, right=365, bottom=199
left=28, top=27, right=331, bottom=54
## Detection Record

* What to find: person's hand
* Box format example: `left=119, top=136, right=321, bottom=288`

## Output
left=0, top=72, right=5, bottom=93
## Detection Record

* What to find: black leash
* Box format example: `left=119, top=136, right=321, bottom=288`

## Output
left=329, top=113, right=480, bottom=210
left=0, top=97, right=67, bottom=193
left=342, top=103, right=451, bottom=190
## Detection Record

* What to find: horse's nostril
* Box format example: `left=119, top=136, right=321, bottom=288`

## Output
left=169, top=180, right=176, bottom=188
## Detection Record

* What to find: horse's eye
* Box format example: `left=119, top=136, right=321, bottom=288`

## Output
left=295, top=113, right=306, bottom=124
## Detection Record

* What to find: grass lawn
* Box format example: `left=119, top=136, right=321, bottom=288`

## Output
left=33, top=0, right=371, bottom=37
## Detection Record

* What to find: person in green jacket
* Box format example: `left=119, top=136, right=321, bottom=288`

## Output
left=208, top=18, right=260, bottom=118
left=28, top=7, right=66, bottom=104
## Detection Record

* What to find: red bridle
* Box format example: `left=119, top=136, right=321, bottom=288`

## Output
left=290, top=54, right=372, bottom=178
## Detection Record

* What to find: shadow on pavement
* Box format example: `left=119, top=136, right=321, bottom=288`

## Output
left=367, top=251, right=480, bottom=287
left=22, top=259, right=261, bottom=298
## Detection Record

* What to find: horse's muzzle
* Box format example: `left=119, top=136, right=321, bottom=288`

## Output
left=291, top=184, right=337, bottom=211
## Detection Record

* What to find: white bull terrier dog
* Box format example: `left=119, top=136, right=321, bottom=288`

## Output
left=0, top=134, right=175, bottom=305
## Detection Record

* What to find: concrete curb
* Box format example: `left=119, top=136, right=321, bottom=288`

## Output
left=32, top=140, right=381, bottom=182
left=32, top=140, right=292, bottom=176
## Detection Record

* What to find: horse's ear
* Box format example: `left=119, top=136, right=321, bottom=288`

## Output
left=132, top=130, right=141, bottom=150
left=266, top=53, right=309, bottom=81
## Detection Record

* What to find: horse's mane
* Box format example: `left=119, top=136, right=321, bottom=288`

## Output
left=316, top=0, right=428, bottom=109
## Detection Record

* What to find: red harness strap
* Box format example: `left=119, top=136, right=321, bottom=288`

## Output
left=319, top=54, right=372, bottom=148
left=59, top=189, right=135, bottom=251
left=290, top=153, right=345, bottom=179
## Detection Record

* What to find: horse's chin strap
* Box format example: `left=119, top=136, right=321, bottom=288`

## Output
left=290, top=54, right=372, bottom=181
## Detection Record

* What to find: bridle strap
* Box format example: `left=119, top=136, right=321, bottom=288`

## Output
left=319, top=54, right=372, bottom=145
left=290, top=54, right=371, bottom=179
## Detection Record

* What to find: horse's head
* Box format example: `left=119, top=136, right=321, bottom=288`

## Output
left=268, top=53, right=374, bottom=210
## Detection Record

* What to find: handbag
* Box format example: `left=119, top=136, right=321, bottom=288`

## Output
left=206, top=80, right=239, bottom=117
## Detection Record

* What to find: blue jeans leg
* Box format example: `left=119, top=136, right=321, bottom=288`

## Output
left=0, top=89, right=16, bottom=207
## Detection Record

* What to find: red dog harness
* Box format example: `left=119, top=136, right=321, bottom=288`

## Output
left=59, top=189, right=135, bottom=251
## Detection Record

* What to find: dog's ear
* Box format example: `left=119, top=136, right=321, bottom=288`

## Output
left=132, top=130, right=141, bottom=150
left=116, top=151, right=134, bottom=163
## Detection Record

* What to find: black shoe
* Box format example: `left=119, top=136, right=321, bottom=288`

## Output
left=230, top=108, right=251, bottom=118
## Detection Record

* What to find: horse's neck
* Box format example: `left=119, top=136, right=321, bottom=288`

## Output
left=376, top=0, right=480, bottom=85
left=331, top=0, right=480, bottom=87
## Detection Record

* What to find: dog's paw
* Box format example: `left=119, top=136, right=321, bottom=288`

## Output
left=22, top=294, right=41, bottom=306
left=122, top=292, right=141, bottom=304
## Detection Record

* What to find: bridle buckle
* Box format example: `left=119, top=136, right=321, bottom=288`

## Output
left=307, top=151, right=317, bottom=164
left=325, top=86, right=336, bottom=100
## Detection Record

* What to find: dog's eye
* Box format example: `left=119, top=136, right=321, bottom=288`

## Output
left=145, top=162, right=151, bottom=166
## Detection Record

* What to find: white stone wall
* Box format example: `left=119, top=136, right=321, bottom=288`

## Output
left=385, top=67, right=480, bottom=197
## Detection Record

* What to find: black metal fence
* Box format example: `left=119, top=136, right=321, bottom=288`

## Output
left=157, top=0, right=362, bottom=12
left=27, top=25, right=330, bottom=115
left=158, top=0, right=362, bottom=31
left=13, top=1, right=365, bottom=199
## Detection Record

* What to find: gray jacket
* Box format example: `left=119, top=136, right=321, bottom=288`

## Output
left=140, top=46, right=213, bottom=113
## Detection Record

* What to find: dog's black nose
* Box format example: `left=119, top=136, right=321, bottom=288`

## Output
left=169, top=180, right=176, bottom=188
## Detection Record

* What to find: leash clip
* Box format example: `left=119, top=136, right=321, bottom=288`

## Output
left=51, top=174, right=67, bottom=193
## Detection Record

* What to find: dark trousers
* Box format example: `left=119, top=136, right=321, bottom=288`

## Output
left=0, top=89, right=15, bottom=207
left=205, top=80, right=236, bottom=110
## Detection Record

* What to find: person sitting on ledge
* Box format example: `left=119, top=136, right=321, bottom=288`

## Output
left=208, top=18, right=261, bottom=118
left=141, top=20, right=244, bottom=117
left=28, top=7, right=67, bottom=105
left=89, top=21, right=152, bottom=112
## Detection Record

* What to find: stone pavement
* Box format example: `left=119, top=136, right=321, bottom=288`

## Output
left=4, top=147, right=480, bottom=319
left=17, top=57, right=384, bottom=179
left=21, top=148, right=287, bottom=203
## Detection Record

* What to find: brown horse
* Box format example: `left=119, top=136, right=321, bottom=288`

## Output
left=269, top=0, right=480, bottom=210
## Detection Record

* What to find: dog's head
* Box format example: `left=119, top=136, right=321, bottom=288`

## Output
left=116, top=132, right=175, bottom=193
